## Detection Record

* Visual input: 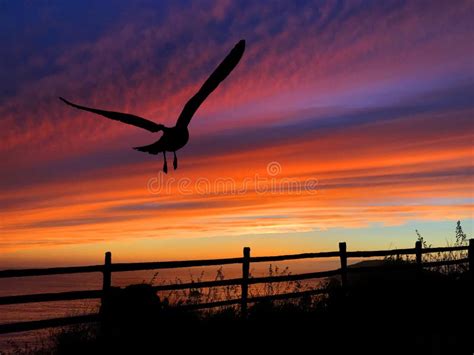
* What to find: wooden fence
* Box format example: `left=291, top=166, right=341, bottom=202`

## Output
left=0, top=239, right=472, bottom=335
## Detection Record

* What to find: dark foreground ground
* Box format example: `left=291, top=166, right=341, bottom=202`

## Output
left=11, top=266, right=474, bottom=355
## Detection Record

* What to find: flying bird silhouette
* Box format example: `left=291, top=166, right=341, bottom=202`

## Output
left=60, top=40, right=245, bottom=173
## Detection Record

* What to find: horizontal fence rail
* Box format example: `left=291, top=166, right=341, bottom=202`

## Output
left=110, top=257, right=244, bottom=273
left=422, top=246, right=469, bottom=254
left=0, top=265, right=104, bottom=279
left=153, top=277, right=243, bottom=292
left=248, top=269, right=341, bottom=284
left=347, top=247, right=417, bottom=258
left=0, top=239, right=472, bottom=335
left=249, top=251, right=341, bottom=263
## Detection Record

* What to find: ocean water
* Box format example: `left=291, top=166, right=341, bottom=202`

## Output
left=0, top=258, right=342, bottom=352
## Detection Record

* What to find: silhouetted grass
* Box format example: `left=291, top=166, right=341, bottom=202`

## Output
left=5, top=222, right=472, bottom=354
left=8, top=265, right=471, bottom=354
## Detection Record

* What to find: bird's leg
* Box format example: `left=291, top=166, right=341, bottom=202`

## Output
left=162, top=152, right=168, bottom=174
left=173, top=151, right=178, bottom=170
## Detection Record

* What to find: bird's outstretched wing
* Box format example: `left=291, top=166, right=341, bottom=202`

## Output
left=59, top=97, right=163, bottom=133
left=176, top=39, right=246, bottom=128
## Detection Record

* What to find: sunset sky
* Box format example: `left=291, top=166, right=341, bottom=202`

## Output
left=1, top=0, right=473, bottom=267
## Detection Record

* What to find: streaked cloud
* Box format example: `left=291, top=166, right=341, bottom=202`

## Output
left=1, top=0, right=473, bottom=261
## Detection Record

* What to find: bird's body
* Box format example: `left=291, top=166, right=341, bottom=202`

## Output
left=60, top=40, right=245, bottom=173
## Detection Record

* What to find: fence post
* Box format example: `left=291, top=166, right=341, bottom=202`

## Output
left=469, top=239, right=474, bottom=282
left=415, top=241, right=422, bottom=272
left=339, top=242, right=347, bottom=291
left=101, top=251, right=112, bottom=316
left=241, top=247, right=250, bottom=318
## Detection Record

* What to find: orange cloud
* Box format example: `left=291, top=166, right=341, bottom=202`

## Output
left=1, top=0, right=473, bottom=263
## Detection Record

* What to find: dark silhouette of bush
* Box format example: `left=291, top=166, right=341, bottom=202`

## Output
left=24, top=263, right=470, bottom=355
left=11, top=222, right=472, bottom=354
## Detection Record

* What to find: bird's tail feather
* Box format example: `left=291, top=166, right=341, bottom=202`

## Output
left=133, top=143, right=161, bottom=155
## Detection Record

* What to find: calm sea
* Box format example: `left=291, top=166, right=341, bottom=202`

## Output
left=0, top=258, right=342, bottom=353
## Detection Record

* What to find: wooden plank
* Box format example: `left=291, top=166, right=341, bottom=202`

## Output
left=101, top=251, right=112, bottom=315
left=348, top=245, right=467, bottom=258
left=0, top=265, right=103, bottom=279
left=470, top=239, right=474, bottom=282
left=347, top=248, right=416, bottom=258
left=110, top=257, right=243, bottom=272
left=0, top=290, right=102, bottom=305
left=467, top=239, right=474, bottom=287
left=152, top=277, right=243, bottom=291
left=248, top=269, right=340, bottom=285
left=339, top=242, right=347, bottom=290
left=416, top=241, right=422, bottom=272
left=422, top=245, right=468, bottom=254
left=250, top=251, right=340, bottom=263
left=241, top=247, right=250, bottom=317
left=102, top=252, right=112, bottom=293
left=0, top=314, right=100, bottom=334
